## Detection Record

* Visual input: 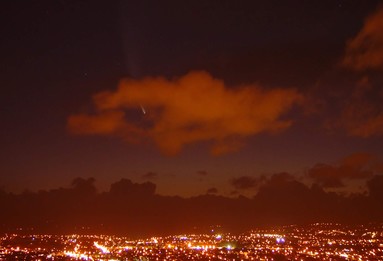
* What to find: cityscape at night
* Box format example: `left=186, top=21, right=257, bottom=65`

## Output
left=1, top=223, right=383, bottom=260
left=2, top=0, right=383, bottom=260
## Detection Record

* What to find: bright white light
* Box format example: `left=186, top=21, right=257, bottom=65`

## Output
left=64, top=251, right=77, bottom=258
left=94, top=241, right=110, bottom=254
left=140, top=105, right=146, bottom=114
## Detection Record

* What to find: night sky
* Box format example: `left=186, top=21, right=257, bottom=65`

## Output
left=2, top=0, right=383, bottom=198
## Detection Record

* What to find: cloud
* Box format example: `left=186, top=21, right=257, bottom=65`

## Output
left=331, top=4, right=383, bottom=137
left=266, top=172, right=295, bottom=186
left=197, top=170, right=208, bottom=176
left=230, top=175, right=265, bottom=190
left=341, top=152, right=375, bottom=170
left=68, top=71, right=302, bottom=155
left=256, top=172, right=309, bottom=198
left=109, top=178, right=156, bottom=196
left=367, top=175, right=383, bottom=200
left=142, top=172, right=158, bottom=180
left=338, top=77, right=383, bottom=137
left=68, top=110, right=126, bottom=135
left=374, top=162, right=383, bottom=173
left=342, top=6, right=383, bottom=71
left=307, top=164, right=346, bottom=188
left=2, top=175, right=383, bottom=235
left=206, top=187, right=218, bottom=194
left=307, top=153, right=375, bottom=188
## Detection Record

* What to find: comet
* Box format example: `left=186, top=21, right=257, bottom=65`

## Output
left=140, top=105, right=146, bottom=115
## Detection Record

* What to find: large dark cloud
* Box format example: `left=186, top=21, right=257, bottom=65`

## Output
left=302, top=5, right=383, bottom=138
left=336, top=5, right=383, bottom=137
left=1, top=175, right=383, bottom=236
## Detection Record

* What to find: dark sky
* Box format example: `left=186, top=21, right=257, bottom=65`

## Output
left=1, top=0, right=383, bottom=197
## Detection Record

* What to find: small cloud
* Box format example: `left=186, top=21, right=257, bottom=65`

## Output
left=110, top=178, right=156, bottom=196
left=367, top=175, right=383, bottom=199
left=197, top=170, right=208, bottom=176
left=206, top=187, right=218, bottom=194
left=307, top=153, right=375, bottom=188
left=342, top=6, right=383, bottom=71
left=267, top=172, right=295, bottom=185
left=374, top=162, right=383, bottom=173
left=230, top=175, right=265, bottom=190
left=307, top=164, right=345, bottom=188
left=142, top=172, right=158, bottom=180
left=341, top=152, right=374, bottom=171
left=68, top=71, right=302, bottom=155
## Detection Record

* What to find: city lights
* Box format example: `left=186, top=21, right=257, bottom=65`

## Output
left=1, top=223, right=382, bottom=260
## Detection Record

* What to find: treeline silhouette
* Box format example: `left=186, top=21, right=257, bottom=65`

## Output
left=1, top=173, right=383, bottom=237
